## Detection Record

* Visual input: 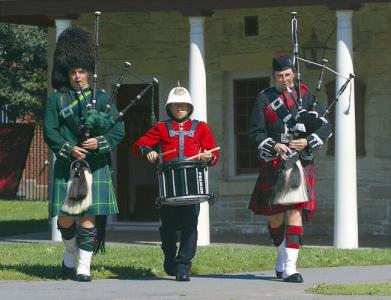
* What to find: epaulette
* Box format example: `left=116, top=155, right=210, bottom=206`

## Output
left=259, top=86, right=274, bottom=95
left=96, top=89, right=107, bottom=97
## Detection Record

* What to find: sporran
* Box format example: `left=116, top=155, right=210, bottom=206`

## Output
left=272, top=155, right=308, bottom=205
left=61, top=159, right=93, bottom=214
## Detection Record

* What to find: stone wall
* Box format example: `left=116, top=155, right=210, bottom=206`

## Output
left=70, top=3, right=391, bottom=238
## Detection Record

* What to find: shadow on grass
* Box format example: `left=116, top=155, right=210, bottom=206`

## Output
left=2, top=263, right=281, bottom=282
left=194, top=273, right=278, bottom=281
left=1, top=264, right=158, bottom=280
left=0, top=219, right=48, bottom=237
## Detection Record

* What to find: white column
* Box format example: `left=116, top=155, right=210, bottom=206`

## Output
left=333, top=10, right=358, bottom=249
left=188, top=16, right=209, bottom=246
left=55, top=20, right=71, bottom=40
left=50, top=19, right=72, bottom=242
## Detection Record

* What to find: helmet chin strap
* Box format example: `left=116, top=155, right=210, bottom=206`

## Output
left=170, top=114, right=190, bottom=123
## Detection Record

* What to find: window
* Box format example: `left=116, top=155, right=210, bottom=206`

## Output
left=234, top=77, right=270, bottom=174
left=244, top=16, right=259, bottom=37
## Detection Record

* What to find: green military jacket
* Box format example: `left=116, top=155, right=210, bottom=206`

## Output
left=43, top=87, right=125, bottom=217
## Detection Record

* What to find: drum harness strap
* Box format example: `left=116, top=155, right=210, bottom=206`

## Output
left=166, top=119, right=199, bottom=160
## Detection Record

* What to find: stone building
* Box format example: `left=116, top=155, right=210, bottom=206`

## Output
left=1, top=1, right=390, bottom=242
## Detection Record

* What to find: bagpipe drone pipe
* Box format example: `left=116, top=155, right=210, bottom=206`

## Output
left=82, top=75, right=159, bottom=137
left=289, top=12, right=355, bottom=141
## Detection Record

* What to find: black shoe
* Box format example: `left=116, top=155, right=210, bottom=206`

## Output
left=283, top=273, right=304, bottom=283
left=163, top=259, right=176, bottom=276
left=61, top=261, right=75, bottom=279
left=176, top=264, right=190, bottom=282
left=75, top=273, right=92, bottom=282
left=275, top=270, right=283, bottom=279
left=176, top=270, right=190, bottom=281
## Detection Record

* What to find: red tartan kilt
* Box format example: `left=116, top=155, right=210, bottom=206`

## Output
left=249, top=158, right=316, bottom=219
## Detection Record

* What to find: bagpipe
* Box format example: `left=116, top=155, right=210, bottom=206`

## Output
left=288, top=11, right=355, bottom=141
left=62, top=12, right=158, bottom=252
left=272, top=12, right=355, bottom=206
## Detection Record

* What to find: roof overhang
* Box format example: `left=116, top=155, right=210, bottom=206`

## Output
left=0, top=0, right=386, bottom=26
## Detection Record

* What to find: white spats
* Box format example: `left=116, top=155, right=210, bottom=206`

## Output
left=63, top=237, right=78, bottom=268
left=275, top=240, right=287, bottom=273
left=283, top=247, right=299, bottom=278
left=77, top=249, right=93, bottom=277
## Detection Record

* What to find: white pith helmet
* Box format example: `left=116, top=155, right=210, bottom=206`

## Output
left=165, top=83, right=194, bottom=117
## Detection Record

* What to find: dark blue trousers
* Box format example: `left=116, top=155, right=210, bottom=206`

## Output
left=159, top=204, right=200, bottom=266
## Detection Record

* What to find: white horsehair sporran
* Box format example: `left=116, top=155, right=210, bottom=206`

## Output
left=272, top=152, right=308, bottom=205
left=61, top=159, right=93, bottom=214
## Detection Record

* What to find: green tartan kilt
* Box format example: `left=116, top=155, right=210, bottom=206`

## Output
left=50, top=157, right=119, bottom=217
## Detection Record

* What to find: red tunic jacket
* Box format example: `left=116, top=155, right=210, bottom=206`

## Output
left=132, top=119, right=218, bottom=165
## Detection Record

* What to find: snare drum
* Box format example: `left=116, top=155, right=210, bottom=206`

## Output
left=156, top=160, right=214, bottom=207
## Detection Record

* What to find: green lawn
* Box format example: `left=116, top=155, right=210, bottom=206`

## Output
left=0, top=200, right=48, bottom=237
left=0, top=242, right=390, bottom=281
left=308, top=283, right=391, bottom=296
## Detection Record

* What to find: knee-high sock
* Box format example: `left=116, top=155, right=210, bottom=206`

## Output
left=77, top=227, right=96, bottom=276
left=268, top=223, right=285, bottom=247
left=283, top=225, right=303, bottom=278
left=58, top=222, right=78, bottom=268
left=268, top=223, right=285, bottom=273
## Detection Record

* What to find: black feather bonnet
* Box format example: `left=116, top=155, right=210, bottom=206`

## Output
left=51, top=27, right=95, bottom=90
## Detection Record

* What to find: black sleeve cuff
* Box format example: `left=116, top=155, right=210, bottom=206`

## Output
left=257, top=138, right=277, bottom=161
left=57, top=142, right=75, bottom=161
left=140, top=146, right=153, bottom=157
left=305, top=133, right=324, bottom=150
left=97, top=135, right=112, bottom=155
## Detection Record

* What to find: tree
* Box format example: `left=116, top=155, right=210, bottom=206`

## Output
left=0, top=23, right=47, bottom=122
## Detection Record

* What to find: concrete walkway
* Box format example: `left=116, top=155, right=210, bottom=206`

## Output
left=0, top=230, right=390, bottom=300
left=0, top=265, right=390, bottom=300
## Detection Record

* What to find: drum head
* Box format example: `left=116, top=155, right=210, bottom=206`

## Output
left=158, top=159, right=207, bottom=171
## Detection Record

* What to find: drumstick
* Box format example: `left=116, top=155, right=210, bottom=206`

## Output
left=157, top=148, right=176, bottom=158
left=186, top=147, right=221, bottom=160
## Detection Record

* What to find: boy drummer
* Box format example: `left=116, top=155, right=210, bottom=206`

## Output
left=132, top=84, right=218, bottom=281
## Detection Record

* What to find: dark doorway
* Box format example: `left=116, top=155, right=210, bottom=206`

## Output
left=116, top=83, right=160, bottom=221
